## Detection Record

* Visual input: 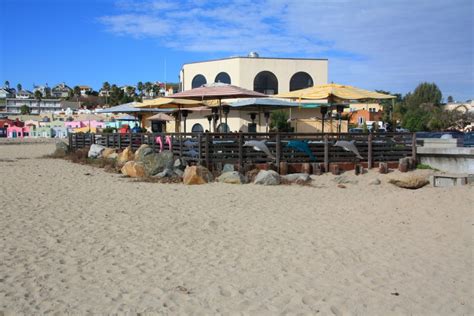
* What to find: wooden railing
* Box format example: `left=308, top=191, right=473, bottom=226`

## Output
left=69, top=132, right=416, bottom=169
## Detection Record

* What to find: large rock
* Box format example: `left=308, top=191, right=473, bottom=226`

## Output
left=135, top=144, right=154, bottom=161
left=117, top=147, right=134, bottom=166
left=254, top=170, right=280, bottom=185
left=137, top=151, right=175, bottom=176
left=121, top=161, right=146, bottom=178
left=101, top=148, right=117, bottom=159
left=217, top=171, right=246, bottom=184
left=53, top=141, right=69, bottom=157
left=183, top=165, right=213, bottom=185
left=174, top=158, right=187, bottom=171
left=155, top=168, right=174, bottom=178
left=222, top=164, right=235, bottom=173
left=282, top=173, right=311, bottom=184
left=88, top=144, right=106, bottom=158
left=388, top=175, right=429, bottom=189
left=332, top=175, right=358, bottom=185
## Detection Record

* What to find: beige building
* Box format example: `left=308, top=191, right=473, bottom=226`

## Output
left=179, top=53, right=328, bottom=95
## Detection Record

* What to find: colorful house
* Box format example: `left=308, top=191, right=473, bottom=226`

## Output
left=52, top=126, right=68, bottom=138
left=29, top=126, right=53, bottom=138
left=7, top=125, right=29, bottom=138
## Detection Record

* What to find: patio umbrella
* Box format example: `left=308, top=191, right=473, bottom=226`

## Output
left=146, top=113, right=174, bottom=121
left=171, top=83, right=268, bottom=132
left=136, top=97, right=203, bottom=132
left=275, top=83, right=395, bottom=133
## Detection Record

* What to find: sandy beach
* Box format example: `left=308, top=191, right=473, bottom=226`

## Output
left=0, top=142, right=472, bottom=315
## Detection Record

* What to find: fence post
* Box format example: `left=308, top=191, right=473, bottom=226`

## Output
left=324, top=134, right=329, bottom=172
left=197, top=133, right=202, bottom=165
left=151, top=133, right=156, bottom=153
left=118, top=133, right=122, bottom=149
left=92, top=133, right=96, bottom=144
left=205, top=133, right=210, bottom=168
left=105, top=134, right=109, bottom=147
left=238, top=132, right=243, bottom=171
left=368, top=133, right=373, bottom=169
left=179, top=133, right=183, bottom=158
left=411, top=133, right=417, bottom=162
left=68, top=132, right=72, bottom=151
left=275, top=132, right=281, bottom=172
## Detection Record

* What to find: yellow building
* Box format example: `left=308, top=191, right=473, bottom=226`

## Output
left=179, top=52, right=328, bottom=95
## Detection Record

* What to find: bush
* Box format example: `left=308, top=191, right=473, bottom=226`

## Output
left=270, top=110, right=292, bottom=132
left=102, top=127, right=116, bottom=133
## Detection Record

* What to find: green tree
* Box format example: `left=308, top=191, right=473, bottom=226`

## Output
left=102, top=81, right=111, bottom=105
left=73, top=86, right=81, bottom=101
left=126, top=86, right=135, bottom=96
left=447, top=95, right=454, bottom=103
left=4, top=80, right=9, bottom=88
left=270, top=110, right=292, bottom=132
left=34, top=90, right=42, bottom=115
left=144, top=81, right=153, bottom=96
left=137, top=81, right=144, bottom=96
left=20, top=104, right=30, bottom=115
left=404, top=82, right=442, bottom=108
left=17, top=83, right=22, bottom=92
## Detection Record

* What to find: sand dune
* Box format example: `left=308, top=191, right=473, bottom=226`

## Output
left=0, top=143, right=472, bottom=314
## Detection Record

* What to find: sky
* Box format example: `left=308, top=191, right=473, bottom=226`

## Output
left=0, top=0, right=472, bottom=101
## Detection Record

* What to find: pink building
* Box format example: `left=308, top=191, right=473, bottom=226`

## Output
left=64, top=121, right=84, bottom=129
left=7, top=125, right=30, bottom=138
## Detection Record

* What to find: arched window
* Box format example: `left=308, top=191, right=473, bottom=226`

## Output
left=191, top=123, right=204, bottom=133
left=217, top=123, right=230, bottom=133
left=290, top=72, right=313, bottom=91
left=191, top=74, right=207, bottom=88
left=253, top=71, right=278, bottom=95
left=215, top=72, right=231, bottom=84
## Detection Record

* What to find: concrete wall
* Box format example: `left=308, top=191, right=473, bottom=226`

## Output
left=417, top=147, right=474, bottom=174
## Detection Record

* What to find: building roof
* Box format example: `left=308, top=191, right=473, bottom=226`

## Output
left=182, top=56, right=328, bottom=66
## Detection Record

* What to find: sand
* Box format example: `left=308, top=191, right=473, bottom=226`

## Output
left=0, top=143, right=472, bottom=315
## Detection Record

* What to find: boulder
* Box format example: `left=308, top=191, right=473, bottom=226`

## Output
left=53, top=141, right=69, bottom=157
left=121, top=161, right=146, bottom=178
left=369, top=178, right=381, bottom=185
left=88, top=144, right=106, bottom=158
left=388, top=175, right=429, bottom=189
left=282, top=173, right=311, bottom=184
left=254, top=170, right=280, bottom=185
left=333, top=175, right=358, bottom=185
left=183, top=165, right=213, bottom=185
left=222, top=164, right=235, bottom=173
left=173, top=168, right=184, bottom=177
left=101, top=148, right=117, bottom=159
left=155, top=168, right=174, bottom=178
left=139, top=153, right=161, bottom=176
left=117, top=147, right=134, bottom=166
left=217, top=171, right=246, bottom=184
left=174, top=158, right=187, bottom=170
left=135, top=144, right=154, bottom=161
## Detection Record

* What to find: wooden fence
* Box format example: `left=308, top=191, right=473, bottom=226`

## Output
left=69, top=132, right=415, bottom=170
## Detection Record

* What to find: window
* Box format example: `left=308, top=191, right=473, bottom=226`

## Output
left=253, top=71, right=278, bottom=95
left=289, top=72, right=313, bottom=91
left=191, top=74, right=207, bottom=88
left=215, top=72, right=231, bottom=84
left=191, top=123, right=204, bottom=133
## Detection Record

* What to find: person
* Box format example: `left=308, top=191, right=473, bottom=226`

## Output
left=132, top=123, right=141, bottom=133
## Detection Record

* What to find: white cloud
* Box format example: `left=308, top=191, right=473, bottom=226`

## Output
left=99, top=0, right=473, bottom=100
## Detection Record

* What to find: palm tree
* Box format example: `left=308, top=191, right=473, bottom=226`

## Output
left=126, top=86, right=135, bottom=97
left=34, top=90, right=42, bottom=115
left=137, top=81, right=144, bottom=96
left=73, top=86, right=81, bottom=102
left=144, top=82, right=153, bottom=97
left=102, top=81, right=111, bottom=105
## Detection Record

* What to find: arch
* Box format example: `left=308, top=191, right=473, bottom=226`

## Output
left=217, top=123, right=230, bottom=133
left=253, top=71, right=278, bottom=95
left=191, top=74, right=207, bottom=88
left=290, top=72, right=313, bottom=91
left=191, top=123, right=204, bottom=133
left=214, top=72, right=231, bottom=84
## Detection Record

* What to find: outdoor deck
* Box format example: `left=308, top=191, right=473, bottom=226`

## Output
left=69, top=132, right=416, bottom=171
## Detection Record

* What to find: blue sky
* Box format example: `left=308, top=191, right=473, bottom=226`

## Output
left=1, top=0, right=472, bottom=101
